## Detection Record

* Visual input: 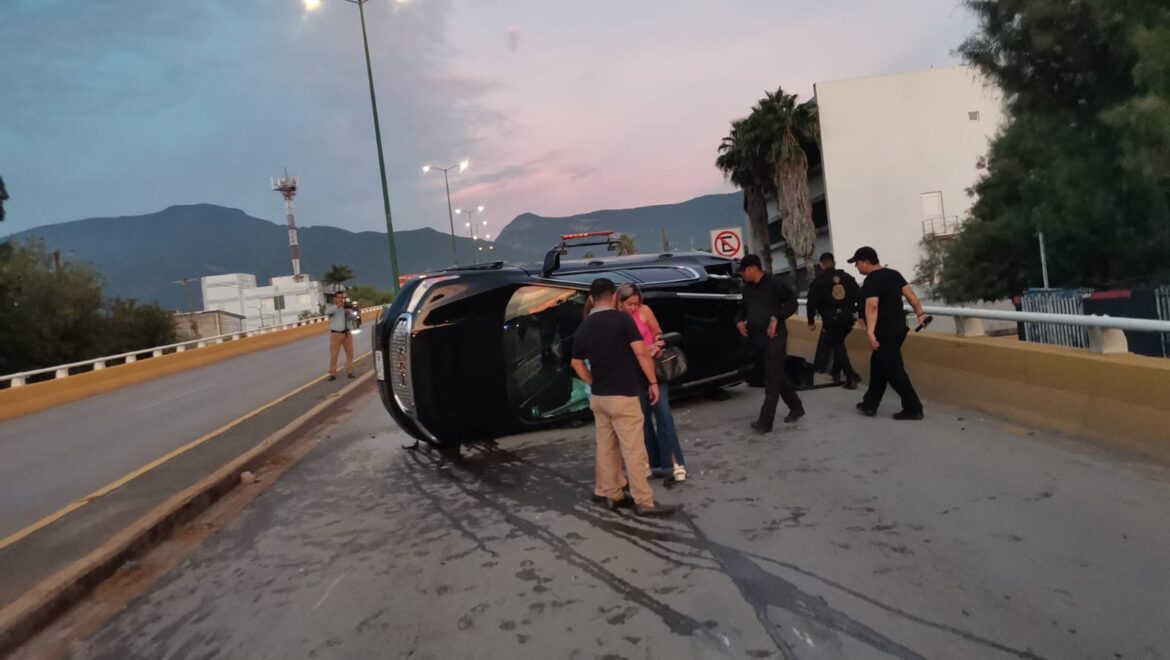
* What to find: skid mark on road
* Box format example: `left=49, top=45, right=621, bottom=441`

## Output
left=403, top=441, right=1052, bottom=660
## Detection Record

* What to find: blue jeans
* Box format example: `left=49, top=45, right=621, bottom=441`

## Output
left=640, top=381, right=685, bottom=470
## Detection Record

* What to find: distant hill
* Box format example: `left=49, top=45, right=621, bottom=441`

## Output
left=7, top=204, right=530, bottom=310
left=7, top=193, right=747, bottom=309
left=495, top=193, right=745, bottom=254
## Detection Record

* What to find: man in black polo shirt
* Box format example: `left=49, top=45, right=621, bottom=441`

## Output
left=848, top=246, right=926, bottom=420
left=735, top=255, right=804, bottom=433
left=571, top=278, right=677, bottom=517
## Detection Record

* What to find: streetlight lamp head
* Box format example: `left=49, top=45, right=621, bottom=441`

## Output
left=465, top=222, right=471, bottom=227
left=459, top=159, right=470, bottom=172
left=477, top=205, right=485, bottom=212
left=455, top=208, right=462, bottom=214
left=303, top=0, right=321, bottom=11
left=422, top=164, right=431, bottom=174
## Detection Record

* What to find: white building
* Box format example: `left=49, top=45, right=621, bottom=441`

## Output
left=814, top=65, right=1007, bottom=281
left=201, top=273, right=324, bottom=331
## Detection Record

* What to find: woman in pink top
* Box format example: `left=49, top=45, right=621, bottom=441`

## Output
left=617, top=283, right=686, bottom=482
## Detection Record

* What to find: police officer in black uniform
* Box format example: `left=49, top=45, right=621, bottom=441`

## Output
left=806, top=252, right=862, bottom=389
left=735, top=255, right=804, bottom=433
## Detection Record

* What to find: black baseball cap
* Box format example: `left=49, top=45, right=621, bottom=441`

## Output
left=737, top=254, right=763, bottom=272
left=847, top=246, right=879, bottom=264
left=819, top=252, right=835, bottom=262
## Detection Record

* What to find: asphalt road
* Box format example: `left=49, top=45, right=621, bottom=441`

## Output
left=0, top=331, right=369, bottom=538
left=70, top=383, right=1170, bottom=659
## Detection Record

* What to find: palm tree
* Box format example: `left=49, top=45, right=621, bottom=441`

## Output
left=616, top=233, right=637, bottom=256
left=715, top=117, right=775, bottom=272
left=322, top=264, right=356, bottom=288
left=755, top=87, right=820, bottom=282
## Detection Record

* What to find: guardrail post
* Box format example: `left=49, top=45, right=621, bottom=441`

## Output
left=153, top=349, right=163, bottom=357
left=11, top=376, right=25, bottom=388
left=55, top=367, right=68, bottom=379
left=954, top=316, right=987, bottom=338
left=197, top=341, right=207, bottom=348
left=1088, top=326, right=1128, bottom=354
left=176, top=345, right=187, bottom=353
left=93, top=361, right=105, bottom=371
left=125, top=354, right=137, bottom=364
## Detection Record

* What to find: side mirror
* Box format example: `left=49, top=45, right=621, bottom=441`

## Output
left=541, top=249, right=561, bottom=278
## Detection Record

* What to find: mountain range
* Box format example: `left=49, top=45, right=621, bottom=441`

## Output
left=6, top=193, right=745, bottom=309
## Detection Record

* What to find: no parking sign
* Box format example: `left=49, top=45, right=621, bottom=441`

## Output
left=710, top=227, right=745, bottom=259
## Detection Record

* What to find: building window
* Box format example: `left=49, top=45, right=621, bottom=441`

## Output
left=968, top=111, right=981, bottom=121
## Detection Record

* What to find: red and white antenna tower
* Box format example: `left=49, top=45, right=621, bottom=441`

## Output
left=271, top=169, right=304, bottom=282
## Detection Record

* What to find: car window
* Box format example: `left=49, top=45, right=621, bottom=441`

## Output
left=503, top=286, right=591, bottom=422
left=623, top=267, right=700, bottom=283
left=549, top=270, right=634, bottom=285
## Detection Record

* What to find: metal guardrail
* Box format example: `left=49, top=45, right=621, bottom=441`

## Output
left=1, top=307, right=381, bottom=389
left=800, top=298, right=1170, bottom=355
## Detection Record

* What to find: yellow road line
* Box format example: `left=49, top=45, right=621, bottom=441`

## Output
left=0, top=351, right=373, bottom=551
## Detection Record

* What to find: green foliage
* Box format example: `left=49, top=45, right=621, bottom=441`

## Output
left=0, top=238, right=176, bottom=374
left=940, top=0, right=1170, bottom=301
left=345, top=284, right=395, bottom=306
left=0, top=176, right=8, bottom=223
left=322, top=264, right=356, bottom=286
left=913, top=238, right=949, bottom=295
left=616, top=234, right=637, bottom=256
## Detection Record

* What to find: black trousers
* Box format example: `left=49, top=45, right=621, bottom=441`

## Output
left=813, top=328, right=832, bottom=373
left=824, top=318, right=859, bottom=382
left=752, top=333, right=803, bottom=428
left=861, top=327, right=923, bottom=413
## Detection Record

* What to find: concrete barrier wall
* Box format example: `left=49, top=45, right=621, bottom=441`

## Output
left=0, top=310, right=379, bottom=421
left=787, top=319, right=1170, bottom=463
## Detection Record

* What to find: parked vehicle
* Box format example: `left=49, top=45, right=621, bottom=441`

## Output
left=372, top=232, right=752, bottom=446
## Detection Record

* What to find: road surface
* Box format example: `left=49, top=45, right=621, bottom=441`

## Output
left=68, top=383, right=1170, bottom=659
left=0, top=331, right=367, bottom=538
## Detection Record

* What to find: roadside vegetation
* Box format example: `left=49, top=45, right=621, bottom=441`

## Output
left=0, top=238, right=175, bottom=375
left=932, top=0, right=1170, bottom=301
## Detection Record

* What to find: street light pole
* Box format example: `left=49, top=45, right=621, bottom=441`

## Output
left=457, top=205, right=487, bottom=264
left=345, top=0, right=401, bottom=293
left=423, top=160, right=469, bottom=266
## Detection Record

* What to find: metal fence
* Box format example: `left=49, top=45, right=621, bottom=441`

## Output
left=1020, top=289, right=1092, bottom=349
left=1157, top=286, right=1170, bottom=358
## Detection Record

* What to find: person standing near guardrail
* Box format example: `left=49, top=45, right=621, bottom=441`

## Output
left=807, top=252, right=862, bottom=389
left=736, top=254, right=805, bottom=433
left=848, top=247, right=925, bottom=420
left=326, top=290, right=354, bottom=381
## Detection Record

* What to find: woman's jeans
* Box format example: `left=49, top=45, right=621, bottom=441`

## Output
left=640, top=381, right=685, bottom=470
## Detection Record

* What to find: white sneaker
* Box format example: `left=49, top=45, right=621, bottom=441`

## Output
left=672, top=465, right=687, bottom=482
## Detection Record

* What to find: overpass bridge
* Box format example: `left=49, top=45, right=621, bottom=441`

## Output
left=0, top=304, right=1167, bottom=659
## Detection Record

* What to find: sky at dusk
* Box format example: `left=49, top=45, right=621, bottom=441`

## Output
left=0, top=0, right=977, bottom=238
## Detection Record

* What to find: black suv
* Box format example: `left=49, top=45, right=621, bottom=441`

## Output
left=373, top=233, right=751, bottom=446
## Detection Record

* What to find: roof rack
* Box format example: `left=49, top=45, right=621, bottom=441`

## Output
left=543, top=231, right=621, bottom=277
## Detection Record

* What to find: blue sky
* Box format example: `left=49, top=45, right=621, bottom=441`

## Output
left=0, top=0, right=977, bottom=238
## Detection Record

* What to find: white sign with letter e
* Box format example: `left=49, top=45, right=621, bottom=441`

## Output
left=710, top=227, right=745, bottom=259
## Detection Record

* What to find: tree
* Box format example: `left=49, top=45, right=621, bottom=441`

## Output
left=322, top=264, right=356, bottom=287
left=716, top=117, right=775, bottom=272
left=937, top=0, right=1170, bottom=301
left=100, top=298, right=176, bottom=356
left=755, top=87, right=821, bottom=282
left=0, top=176, right=8, bottom=223
left=345, top=284, right=395, bottom=306
left=0, top=238, right=104, bottom=374
left=616, top=234, right=637, bottom=256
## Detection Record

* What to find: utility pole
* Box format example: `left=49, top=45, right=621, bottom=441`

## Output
left=1038, top=231, right=1051, bottom=289
left=661, top=228, right=670, bottom=253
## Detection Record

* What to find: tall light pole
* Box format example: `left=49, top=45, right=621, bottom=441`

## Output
left=306, top=0, right=402, bottom=293
left=423, top=159, right=469, bottom=265
left=456, top=206, right=488, bottom=264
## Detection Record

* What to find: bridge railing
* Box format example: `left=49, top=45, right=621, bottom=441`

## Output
left=1, top=307, right=381, bottom=389
left=800, top=299, right=1170, bottom=355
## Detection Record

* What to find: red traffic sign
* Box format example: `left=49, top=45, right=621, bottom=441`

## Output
left=711, top=228, right=744, bottom=258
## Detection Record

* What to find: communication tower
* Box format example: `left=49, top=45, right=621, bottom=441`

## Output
left=271, top=170, right=304, bottom=282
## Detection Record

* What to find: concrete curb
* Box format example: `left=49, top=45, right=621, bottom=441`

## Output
left=0, top=370, right=377, bottom=656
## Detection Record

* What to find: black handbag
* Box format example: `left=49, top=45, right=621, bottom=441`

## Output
left=655, top=332, right=688, bottom=382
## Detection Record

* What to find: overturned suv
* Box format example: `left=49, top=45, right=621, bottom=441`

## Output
left=372, top=232, right=752, bottom=447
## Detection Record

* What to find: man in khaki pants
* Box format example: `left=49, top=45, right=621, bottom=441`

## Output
left=571, top=278, right=677, bottom=517
left=326, top=290, right=354, bottom=381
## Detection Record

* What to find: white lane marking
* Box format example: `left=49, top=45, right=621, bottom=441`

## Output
left=313, top=575, right=344, bottom=611
left=134, top=383, right=217, bottom=411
